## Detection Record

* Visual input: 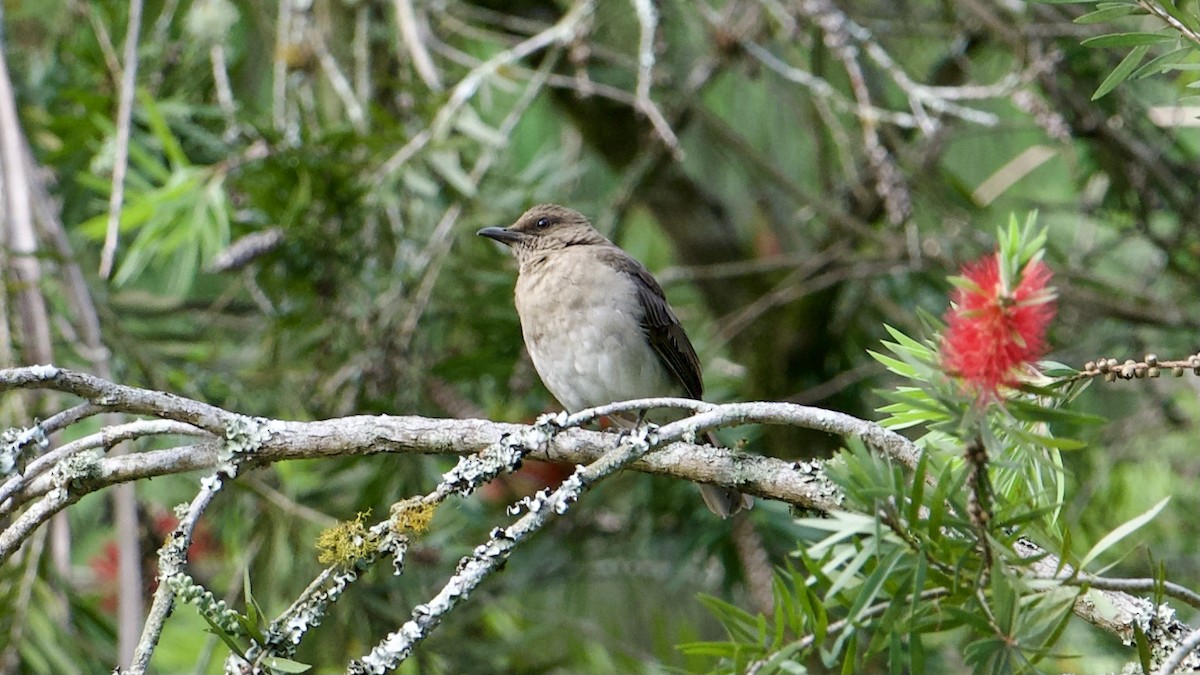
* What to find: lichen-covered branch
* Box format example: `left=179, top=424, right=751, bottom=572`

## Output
left=125, top=415, right=275, bottom=675
left=0, top=365, right=1194, bottom=671
left=348, top=423, right=662, bottom=673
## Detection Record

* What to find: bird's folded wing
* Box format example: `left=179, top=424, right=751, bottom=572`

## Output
left=599, top=247, right=705, bottom=399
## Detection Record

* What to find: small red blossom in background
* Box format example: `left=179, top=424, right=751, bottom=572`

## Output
left=479, top=459, right=575, bottom=504
left=942, top=252, right=1056, bottom=401
left=87, top=511, right=219, bottom=613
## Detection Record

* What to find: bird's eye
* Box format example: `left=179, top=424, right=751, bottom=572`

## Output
left=535, top=217, right=550, bottom=229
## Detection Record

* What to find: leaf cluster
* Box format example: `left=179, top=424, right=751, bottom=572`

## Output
left=1043, top=0, right=1200, bottom=99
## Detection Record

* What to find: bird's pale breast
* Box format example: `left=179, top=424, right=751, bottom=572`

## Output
left=514, top=247, right=681, bottom=413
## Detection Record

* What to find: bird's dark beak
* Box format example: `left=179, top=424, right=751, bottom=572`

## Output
left=476, top=226, right=524, bottom=246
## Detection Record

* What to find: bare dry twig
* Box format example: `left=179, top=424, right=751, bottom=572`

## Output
left=99, top=0, right=145, bottom=280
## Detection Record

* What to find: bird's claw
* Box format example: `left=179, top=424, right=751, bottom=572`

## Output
left=616, top=411, right=658, bottom=444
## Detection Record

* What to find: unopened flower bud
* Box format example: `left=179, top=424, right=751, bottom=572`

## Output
left=1121, top=360, right=1136, bottom=379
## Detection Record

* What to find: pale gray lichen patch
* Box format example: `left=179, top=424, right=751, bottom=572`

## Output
left=1133, top=600, right=1200, bottom=671
left=1, top=424, right=49, bottom=475
left=795, top=459, right=844, bottom=506
left=223, top=415, right=273, bottom=455
left=535, top=410, right=570, bottom=429
left=51, top=450, right=103, bottom=488
left=441, top=425, right=551, bottom=496
left=219, top=415, right=274, bottom=470
left=27, top=364, right=60, bottom=379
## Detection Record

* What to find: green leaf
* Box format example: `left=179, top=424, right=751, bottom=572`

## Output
left=426, top=150, right=478, bottom=197
left=265, top=657, right=312, bottom=673
left=907, top=451, right=929, bottom=525
left=1092, top=44, right=1151, bottom=99
left=401, top=167, right=441, bottom=198
left=839, top=632, right=858, bottom=674
left=1079, top=497, right=1170, bottom=570
left=1081, top=32, right=1172, bottom=48
left=1004, top=399, right=1107, bottom=425
left=1029, top=590, right=1078, bottom=665
left=455, top=106, right=509, bottom=146
left=868, top=349, right=918, bottom=378
left=995, top=503, right=1062, bottom=530
left=882, top=324, right=936, bottom=360
left=772, top=573, right=802, bottom=641
left=847, top=548, right=903, bottom=622
left=910, top=631, right=926, bottom=675
left=1133, top=621, right=1152, bottom=674
left=697, top=594, right=763, bottom=644
left=826, top=543, right=873, bottom=600
left=944, top=606, right=995, bottom=633
left=137, top=89, right=191, bottom=169
left=1008, top=427, right=1087, bottom=451
left=244, top=567, right=267, bottom=637
left=201, top=614, right=247, bottom=659
left=1074, top=4, right=1144, bottom=23
left=676, top=640, right=740, bottom=657
left=1132, top=46, right=1193, bottom=79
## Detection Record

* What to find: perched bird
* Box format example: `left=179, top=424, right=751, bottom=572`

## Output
left=477, top=204, right=752, bottom=517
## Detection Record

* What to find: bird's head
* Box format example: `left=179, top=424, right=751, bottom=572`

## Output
left=477, top=204, right=608, bottom=263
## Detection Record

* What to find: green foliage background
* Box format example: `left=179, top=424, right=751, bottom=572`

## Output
left=2, top=0, right=1200, bottom=672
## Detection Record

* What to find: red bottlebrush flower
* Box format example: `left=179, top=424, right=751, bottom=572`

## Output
left=942, top=252, right=1056, bottom=400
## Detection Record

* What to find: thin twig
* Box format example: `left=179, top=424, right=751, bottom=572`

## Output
left=0, top=33, right=53, bottom=368
left=148, top=0, right=182, bottom=54
left=394, top=45, right=561, bottom=350
left=377, top=0, right=595, bottom=180
left=0, top=419, right=210, bottom=517
left=353, top=3, right=371, bottom=102
left=630, top=0, right=682, bottom=159
left=1138, top=0, right=1200, bottom=47
left=313, top=33, right=368, bottom=131
left=210, top=44, right=239, bottom=139
left=1060, top=574, right=1200, bottom=611
left=799, top=0, right=910, bottom=227
left=244, top=476, right=337, bottom=527
left=127, top=467, right=232, bottom=674
left=271, top=0, right=292, bottom=134
left=1156, top=626, right=1200, bottom=675
left=0, top=366, right=234, bottom=433
left=392, top=0, right=443, bottom=90
left=79, top=0, right=122, bottom=80
left=348, top=421, right=675, bottom=671
left=715, top=258, right=907, bottom=348
left=0, top=528, right=45, bottom=672
left=99, top=0, right=145, bottom=279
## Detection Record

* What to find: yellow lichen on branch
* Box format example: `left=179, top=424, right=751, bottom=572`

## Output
left=316, top=510, right=381, bottom=566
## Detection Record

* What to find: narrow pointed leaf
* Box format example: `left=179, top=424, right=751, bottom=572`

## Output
left=1079, top=497, right=1169, bottom=570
